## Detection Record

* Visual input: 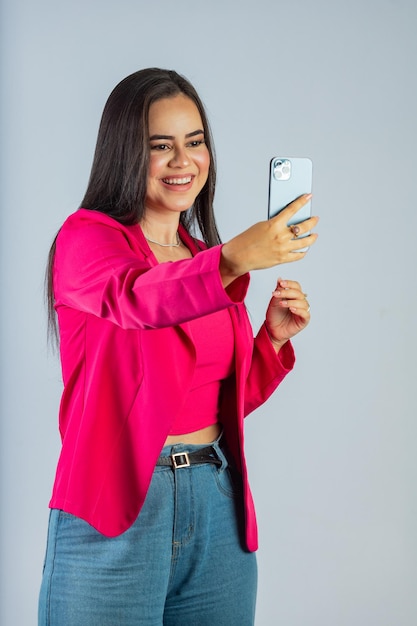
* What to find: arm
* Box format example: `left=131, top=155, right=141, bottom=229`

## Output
left=243, top=323, right=296, bottom=417
left=219, top=194, right=319, bottom=287
left=220, top=276, right=310, bottom=419
left=54, top=211, right=249, bottom=330
left=218, top=321, right=295, bottom=424
left=242, top=276, right=311, bottom=413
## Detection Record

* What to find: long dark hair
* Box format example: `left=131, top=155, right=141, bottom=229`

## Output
left=47, top=68, right=221, bottom=345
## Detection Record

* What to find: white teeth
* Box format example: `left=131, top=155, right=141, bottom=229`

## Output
left=162, top=177, right=192, bottom=185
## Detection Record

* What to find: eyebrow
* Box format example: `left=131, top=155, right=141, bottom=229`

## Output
left=149, top=129, right=205, bottom=141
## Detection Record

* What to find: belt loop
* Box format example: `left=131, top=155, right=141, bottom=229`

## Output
left=211, top=438, right=228, bottom=474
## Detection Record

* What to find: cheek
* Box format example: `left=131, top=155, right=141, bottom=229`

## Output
left=196, top=149, right=210, bottom=179
left=148, top=155, right=163, bottom=179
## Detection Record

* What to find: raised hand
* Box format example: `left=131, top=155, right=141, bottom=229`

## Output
left=265, top=279, right=311, bottom=350
left=220, top=194, right=319, bottom=287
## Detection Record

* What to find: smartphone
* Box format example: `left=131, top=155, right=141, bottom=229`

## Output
left=268, top=157, right=313, bottom=251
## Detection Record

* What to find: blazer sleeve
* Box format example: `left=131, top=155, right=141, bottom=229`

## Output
left=53, top=210, right=249, bottom=330
left=243, top=322, right=295, bottom=417
left=219, top=318, right=295, bottom=425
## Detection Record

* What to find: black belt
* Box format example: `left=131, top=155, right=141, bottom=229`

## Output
left=156, top=445, right=222, bottom=470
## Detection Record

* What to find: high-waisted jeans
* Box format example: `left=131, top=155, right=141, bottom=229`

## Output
left=38, top=434, right=257, bottom=625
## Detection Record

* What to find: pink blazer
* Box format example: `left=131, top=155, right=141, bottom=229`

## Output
left=49, top=209, right=295, bottom=552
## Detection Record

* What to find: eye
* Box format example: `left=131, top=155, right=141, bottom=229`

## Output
left=187, top=139, right=205, bottom=148
left=150, top=143, right=171, bottom=151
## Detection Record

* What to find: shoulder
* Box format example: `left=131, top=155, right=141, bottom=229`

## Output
left=57, top=209, right=141, bottom=247
left=59, top=208, right=130, bottom=234
left=54, top=209, right=150, bottom=271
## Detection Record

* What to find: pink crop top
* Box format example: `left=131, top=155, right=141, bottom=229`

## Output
left=169, top=308, right=235, bottom=435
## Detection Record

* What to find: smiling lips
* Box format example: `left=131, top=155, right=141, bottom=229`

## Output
left=162, top=176, right=193, bottom=186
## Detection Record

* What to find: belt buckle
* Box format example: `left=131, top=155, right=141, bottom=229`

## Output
left=172, top=452, right=190, bottom=469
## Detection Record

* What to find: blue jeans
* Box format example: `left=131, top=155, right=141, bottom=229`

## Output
left=38, top=435, right=257, bottom=625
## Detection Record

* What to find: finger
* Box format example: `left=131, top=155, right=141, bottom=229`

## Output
left=279, top=250, right=308, bottom=263
left=289, top=302, right=311, bottom=317
left=269, top=193, right=312, bottom=225
left=274, top=279, right=301, bottom=291
left=275, top=295, right=309, bottom=311
left=272, top=283, right=301, bottom=297
left=288, top=224, right=300, bottom=238
left=272, top=288, right=304, bottom=301
left=288, top=215, right=319, bottom=237
left=289, top=232, right=318, bottom=252
left=277, top=298, right=308, bottom=311
left=286, top=297, right=311, bottom=314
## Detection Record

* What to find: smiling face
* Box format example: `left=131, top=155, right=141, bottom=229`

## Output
left=145, top=94, right=210, bottom=221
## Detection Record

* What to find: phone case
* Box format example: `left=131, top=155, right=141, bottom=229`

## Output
left=268, top=157, right=312, bottom=251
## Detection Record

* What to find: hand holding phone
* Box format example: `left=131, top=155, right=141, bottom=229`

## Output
left=219, top=159, right=317, bottom=283
left=268, top=157, right=312, bottom=252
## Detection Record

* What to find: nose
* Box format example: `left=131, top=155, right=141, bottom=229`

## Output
left=169, top=146, right=190, bottom=168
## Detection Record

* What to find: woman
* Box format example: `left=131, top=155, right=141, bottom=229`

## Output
left=39, top=68, right=318, bottom=625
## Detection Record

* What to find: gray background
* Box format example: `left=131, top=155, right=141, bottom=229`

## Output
left=1, top=0, right=416, bottom=624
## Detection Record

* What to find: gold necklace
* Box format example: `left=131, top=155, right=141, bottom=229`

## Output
left=144, top=233, right=181, bottom=248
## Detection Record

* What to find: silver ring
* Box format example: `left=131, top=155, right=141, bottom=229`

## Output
left=307, top=305, right=311, bottom=313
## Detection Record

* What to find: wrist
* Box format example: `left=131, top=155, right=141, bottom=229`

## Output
left=264, top=323, right=288, bottom=350
left=220, top=242, right=245, bottom=287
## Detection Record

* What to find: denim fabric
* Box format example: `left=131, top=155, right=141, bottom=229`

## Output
left=38, top=435, right=257, bottom=625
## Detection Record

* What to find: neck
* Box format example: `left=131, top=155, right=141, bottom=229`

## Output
left=144, top=231, right=181, bottom=248
left=140, top=215, right=181, bottom=246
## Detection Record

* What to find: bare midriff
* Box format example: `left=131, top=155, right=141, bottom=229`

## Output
left=164, top=422, right=222, bottom=446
